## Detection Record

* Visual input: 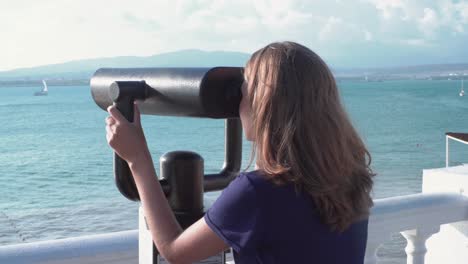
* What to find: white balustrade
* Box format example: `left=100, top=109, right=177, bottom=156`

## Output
left=0, top=193, right=467, bottom=264
left=365, top=193, right=468, bottom=264
left=401, top=227, right=439, bottom=264
left=0, top=230, right=138, bottom=264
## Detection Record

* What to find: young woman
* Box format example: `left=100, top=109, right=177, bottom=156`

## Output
left=106, top=41, right=375, bottom=264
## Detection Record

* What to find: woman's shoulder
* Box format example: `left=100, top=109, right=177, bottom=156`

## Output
left=239, top=170, right=272, bottom=186
left=218, top=170, right=277, bottom=205
left=237, top=170, right=298, bottom=200
left=213, top=171, right=264, bottom=204
left=234, top=170, right=278, bottom=193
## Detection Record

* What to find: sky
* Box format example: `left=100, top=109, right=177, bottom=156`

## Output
left=1, top=0, right=467, bottom=71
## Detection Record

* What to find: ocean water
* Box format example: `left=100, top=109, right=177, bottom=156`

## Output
left=1, top=80, right=467, bottom=263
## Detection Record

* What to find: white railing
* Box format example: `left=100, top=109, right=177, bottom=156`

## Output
left=365, top=193, right=468, bottom=264
left=0, top=193, right=467, bottom=264
left=0, top=230, right=138, bottom=264
left=445, top=133, right=468, bottom=167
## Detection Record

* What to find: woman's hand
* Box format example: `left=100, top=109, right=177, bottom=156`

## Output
left=105, top=103, right=150, bottom=166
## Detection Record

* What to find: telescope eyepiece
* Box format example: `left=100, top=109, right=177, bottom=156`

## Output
left=109, top=81, right=147, bottom=102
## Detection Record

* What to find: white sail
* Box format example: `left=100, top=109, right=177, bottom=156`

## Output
left=459, top=79, right=464, bottom=97
left=42, top=80, right=48, bottom=92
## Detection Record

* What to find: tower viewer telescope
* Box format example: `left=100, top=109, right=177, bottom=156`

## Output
left=91, top=66, right=244, bottom=263
left=90, top=67, right=244, bottom=201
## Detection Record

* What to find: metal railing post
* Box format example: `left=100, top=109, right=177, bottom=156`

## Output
left=446, top=135, right=449, bottom=167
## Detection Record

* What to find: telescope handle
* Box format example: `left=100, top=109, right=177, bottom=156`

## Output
left=108, top=81, right=148, bottom=201
left=113, top=97, right=141, bottom=201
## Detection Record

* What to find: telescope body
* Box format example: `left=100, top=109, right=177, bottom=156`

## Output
left=90, top=67, right=244, bottom=118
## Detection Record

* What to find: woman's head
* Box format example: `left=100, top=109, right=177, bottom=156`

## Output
left=242, top=41, right=374, bottom=232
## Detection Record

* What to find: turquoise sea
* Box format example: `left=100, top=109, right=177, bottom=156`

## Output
left=1, top=80, right=467, bottom=263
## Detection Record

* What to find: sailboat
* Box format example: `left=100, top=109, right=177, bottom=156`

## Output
left=34, top=80, right=48, bottom=96
left=459, top=79, right=464, bottom=97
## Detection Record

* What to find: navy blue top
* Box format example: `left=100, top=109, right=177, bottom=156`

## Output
left=205, top=171, right=368, bottom=264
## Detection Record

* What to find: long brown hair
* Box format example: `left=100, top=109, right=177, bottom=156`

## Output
left=245, top=41, right=375, bottom=232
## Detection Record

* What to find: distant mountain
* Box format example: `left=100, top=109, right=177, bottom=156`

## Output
left=334, top=63, right=468, bottom=76
left=0, top=49, right=250, bottom=81
left=0, top=49, right=466, bottom=84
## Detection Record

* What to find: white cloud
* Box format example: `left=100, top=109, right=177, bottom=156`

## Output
left=366, top=0, right=406, bottom=19
left=451, top=1, right=468, bottom=33
left=253, top=0, right=315, bottom=28
left=318, top=16, right=343, bottom=41
left=401, top=38, right=429, bottom=46
left=318, top=16, right=364, bottom=42
left=364, top=30, right=374, bottom=41
left=460, top=3, right=468, bottom=23
left=0, top=0, right=467, bottom=70
left=318, top=16, right=373, bottom=44
left=418, top=8, right=440, bottom=36
left=365, top=0, right=468, bottom=44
